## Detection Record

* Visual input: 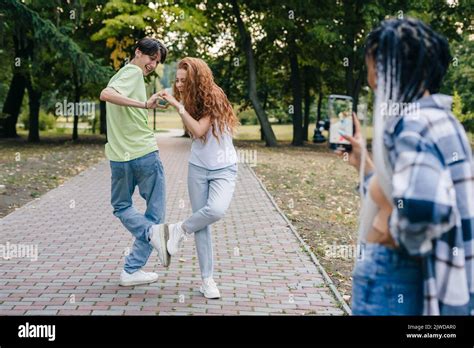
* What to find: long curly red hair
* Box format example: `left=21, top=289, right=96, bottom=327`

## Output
left=173, top=57, right=239, bottom=142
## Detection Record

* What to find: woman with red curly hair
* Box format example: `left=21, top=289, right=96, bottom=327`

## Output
left=156, top=57, right=239, bottom=299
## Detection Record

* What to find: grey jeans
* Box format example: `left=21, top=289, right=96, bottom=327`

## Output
left=182, top=162, right=237, bottom=279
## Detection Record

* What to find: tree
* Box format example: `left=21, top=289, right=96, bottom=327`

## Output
left=230, top=0, right=277, bottom=146
left=0, top=0, right=111, bottom=142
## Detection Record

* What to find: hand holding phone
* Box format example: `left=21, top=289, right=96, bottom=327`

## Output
left=328, top=95, right=354, bottom=151
left=334, top=112, right=375, bottom=176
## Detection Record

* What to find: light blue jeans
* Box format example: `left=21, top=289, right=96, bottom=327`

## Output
left=182, top=163, right=237, bottom=279
left=351, top=243, right=423, bottom=315
left=110, top=151, right=166, bottom=274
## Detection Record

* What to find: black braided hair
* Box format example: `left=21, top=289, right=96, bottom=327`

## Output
left=365, top=18, right=451, bottom=103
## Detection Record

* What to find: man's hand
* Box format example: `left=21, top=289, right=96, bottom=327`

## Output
left=146, top=93, right=162, bottom=109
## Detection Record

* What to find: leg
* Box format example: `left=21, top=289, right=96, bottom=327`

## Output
left=183, top=164, right=213, bottom=279
left=183, top=164, right=237, bottom=279
left=124, top=151, right=166, bottom=273
left=110, top=159, right=153, bottom=243
left=352, top=244, right=423, bottom=315
left=183, top=164, right=237, bottom=233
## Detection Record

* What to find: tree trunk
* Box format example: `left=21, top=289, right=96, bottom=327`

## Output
left=1, top=30, right=29, bottom=138
left=230, top=0, right=277, bottom=147
left=317, top=90, right=323, bottom=124
left=1, top=73, right=26, bottom=138
left=344, top=0, right=363, bottom=112
left=72, top=69, right=81, bottom=141
left=303, top=68, right=311, bottom=142
left=100, top=100, right=107, bottom=137
left=224, top=54, right=234, bottom=101
left=261, top=90, right=268, bottom=141
left=289, top=48, right=303, bottom=146
left=26, top=81, right=41, bottom=143
left=352, top=66, right=364, bottom=112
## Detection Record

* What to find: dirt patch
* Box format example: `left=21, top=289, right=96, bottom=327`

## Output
left=0, top=135, right=106, bottom=218
left=235, top=140, right=361, bottom=302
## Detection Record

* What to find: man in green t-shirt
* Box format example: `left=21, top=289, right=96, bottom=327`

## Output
left=100, top=38, right=171, bottom=286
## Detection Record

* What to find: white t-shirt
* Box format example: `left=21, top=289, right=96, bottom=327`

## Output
left=189, top=125, right=237, bottom=170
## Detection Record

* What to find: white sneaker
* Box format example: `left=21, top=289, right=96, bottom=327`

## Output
left=166, top=222, right=187, bottom=256
left=119, top=269, right=158, bottom=286
left=199, top=277, right=221, bottom=299
left=149, top=224, right=171, bottom=267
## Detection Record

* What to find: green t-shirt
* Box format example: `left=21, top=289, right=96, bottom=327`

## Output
left=104, top=64, right=158, bottom=162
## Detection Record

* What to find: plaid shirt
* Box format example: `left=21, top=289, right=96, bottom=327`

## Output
left=374, top=94, right=474, bottom=315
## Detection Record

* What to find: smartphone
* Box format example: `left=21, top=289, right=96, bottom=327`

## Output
left=328, top=94, right=354, bottom=151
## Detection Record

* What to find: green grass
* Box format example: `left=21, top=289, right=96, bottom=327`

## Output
left=152, top=109, right=319, bottom=141
left=235, top=124, right=318, bottom=141
left=17, top=128, right=101, bottom=138
left=20, top=110, right=474, bottom=146
left=147, top=109, right=184, bottom=130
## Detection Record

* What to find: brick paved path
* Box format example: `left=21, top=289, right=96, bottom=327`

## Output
left=0, top=132, right=346, bottom=315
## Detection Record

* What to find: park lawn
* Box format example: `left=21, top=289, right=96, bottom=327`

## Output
left=235, top=124, right=317, bottom=141
left=154, top=109, right=321, bottom=141
left=148, top=109, right=184, bottom=130
left=154, top=109, right=380, bottom=142
left=234, top=139, right=360, bottom=302
left=0, top=133, right=107, bottom=218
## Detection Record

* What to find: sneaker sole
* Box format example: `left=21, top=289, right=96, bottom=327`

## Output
left=166, top=226, right=179, bottom=256
left=199, top=287, right=221, bottom=299
left=119, top=277, right=158, bottom=287
left=163, top=224, right=171, bottom=267
left=151, top=225, right=171, bottom=267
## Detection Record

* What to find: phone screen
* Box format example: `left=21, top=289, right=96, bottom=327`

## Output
left=329, top=96, right=353, bottom=148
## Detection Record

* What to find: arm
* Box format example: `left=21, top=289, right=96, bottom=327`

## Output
left=100, top=87, right=146, bottom=108
left=176, top=105, right=211, bottom=138
left=100, top=87, right=161, bottom=109
left=158, top=90, right=211, bottom=138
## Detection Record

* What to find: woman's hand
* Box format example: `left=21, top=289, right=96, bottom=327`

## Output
left=335, top=112, right=374, bottom=176
left=157, top=89, right=211, bottom=138
left=157, top=89, right=180, bottom=109
left=366, top=175, right=397, bottom=248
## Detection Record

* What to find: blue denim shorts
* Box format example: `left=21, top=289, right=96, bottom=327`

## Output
left=351, top=243, right=423, bottom=315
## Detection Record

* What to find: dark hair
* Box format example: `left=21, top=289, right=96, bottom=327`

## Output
left=133, top=37, right=168, bottom=64
left=365, top=18, right=451, bottom=103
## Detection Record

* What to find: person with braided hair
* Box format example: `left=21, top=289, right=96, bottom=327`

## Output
left=338, top=18, right=474, bottom=315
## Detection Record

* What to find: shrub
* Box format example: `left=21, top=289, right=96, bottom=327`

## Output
left=20, top=111, right=56, bottom=131
left=453, top=91, right=474, bottom=133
